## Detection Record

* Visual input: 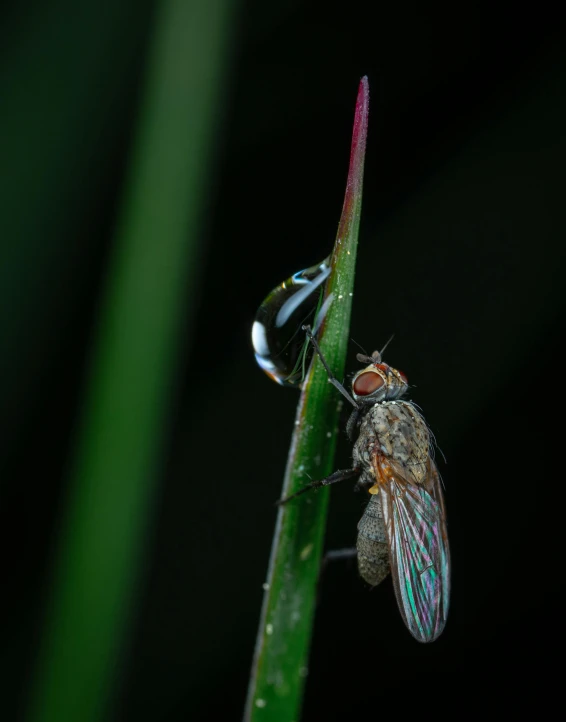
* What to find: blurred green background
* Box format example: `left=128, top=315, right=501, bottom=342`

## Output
left=1, top=1, right=565, bottom=720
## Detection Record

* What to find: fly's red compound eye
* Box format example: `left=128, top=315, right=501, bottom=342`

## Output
left=398, top=370, right=408, bottom=383
left=353, top=371, right=384, bottom=396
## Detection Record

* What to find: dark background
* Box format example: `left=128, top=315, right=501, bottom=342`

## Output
left=2, top=1, right=565, bottom=720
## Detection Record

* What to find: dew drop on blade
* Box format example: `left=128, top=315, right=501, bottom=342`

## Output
left=251, top=258, right=331, bottom=387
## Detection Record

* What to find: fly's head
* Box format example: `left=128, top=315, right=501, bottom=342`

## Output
left=351, top=350, right=408, bottom=404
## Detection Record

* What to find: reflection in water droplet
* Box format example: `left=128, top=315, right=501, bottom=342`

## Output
left=252, top=258, right=331, bottom=387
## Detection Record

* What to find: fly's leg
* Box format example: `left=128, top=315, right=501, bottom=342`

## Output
left=346, top=407, right=363, bottom=442
left=302, top=325, right=358, bottom=409
left=276, top=467, right=361, bottom=505
left=323, top=548, right=358, bottom=565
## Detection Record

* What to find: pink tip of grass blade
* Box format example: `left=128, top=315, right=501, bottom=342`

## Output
left=337, top=76, right=369, bottom=245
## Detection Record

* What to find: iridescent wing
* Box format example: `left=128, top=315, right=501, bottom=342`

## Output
left=375, top=456, right=450, bottom=643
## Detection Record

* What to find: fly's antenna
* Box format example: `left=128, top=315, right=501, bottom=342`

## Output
left=356, top=334, right=395, bottom=365
left=378, top=333, right=395, bottom=359
left=350, top=337, right=368, bottom=357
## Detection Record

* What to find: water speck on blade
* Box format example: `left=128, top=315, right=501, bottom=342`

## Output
left=300, top=543, right=314, bottom=560
left=255, top=699, right=267, bottom=708
left=266, top=623, right=273, bottom=635
left=262, top=582, right=270, bottom=591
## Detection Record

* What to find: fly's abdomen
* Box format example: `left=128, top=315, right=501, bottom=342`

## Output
left=356, top=493, right=390, bottom=587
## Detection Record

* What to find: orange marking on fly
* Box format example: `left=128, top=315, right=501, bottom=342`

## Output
left=368, top=455, right=398, bottom=494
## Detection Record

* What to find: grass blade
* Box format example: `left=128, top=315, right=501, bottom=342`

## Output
left=28, top=2, right=232, bottom=721
left=245, top=76, right=369, bottom=721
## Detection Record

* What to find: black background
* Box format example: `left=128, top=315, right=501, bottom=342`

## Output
left=2, top=1, right=565, bottom=720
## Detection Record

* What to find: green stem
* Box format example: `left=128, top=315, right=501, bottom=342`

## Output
left=245, top=76, right=369, bottom=722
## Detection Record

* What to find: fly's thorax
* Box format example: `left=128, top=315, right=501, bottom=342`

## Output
left=353, top=400, right=430, bottom=486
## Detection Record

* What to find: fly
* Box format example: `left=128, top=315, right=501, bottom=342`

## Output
left=278, top=326, right=451, bottom=643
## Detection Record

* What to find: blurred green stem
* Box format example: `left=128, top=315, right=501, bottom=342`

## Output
left=28, top=2, right=233, bottom=721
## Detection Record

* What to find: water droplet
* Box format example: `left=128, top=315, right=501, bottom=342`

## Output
left=262, top=582, right=270, bottom=591
left=252, top=258, right=330, bottom=387
left=266, top=623, right=273, bottom=635
left=255, top=699, right=267, bottom=708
